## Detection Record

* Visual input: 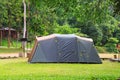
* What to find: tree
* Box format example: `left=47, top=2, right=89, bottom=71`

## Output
left=0, top=0, right=22, bottom=48
left=80, top=22, right=103, bottom=45
left=0, top=0, right=119, bottom=48
left=113, top=0, right=120, bottom=15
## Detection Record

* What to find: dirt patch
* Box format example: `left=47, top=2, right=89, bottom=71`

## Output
left=99, top=53, right=118, bottom=59
left=0, top=53, right=19, bottom=59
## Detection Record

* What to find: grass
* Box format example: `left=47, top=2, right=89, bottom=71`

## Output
left=1, top=39, right=22, bottom=47
left=0, top=39, right=34, bottom=53
left=0, top=58, right=120, bottom=80
left=0, top=48, right=23, bottom=53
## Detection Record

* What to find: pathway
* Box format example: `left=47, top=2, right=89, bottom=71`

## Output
left=0, top=53, right=19, bottom=59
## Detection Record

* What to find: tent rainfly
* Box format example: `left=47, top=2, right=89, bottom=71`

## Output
left=28, top=34, right=102, bottom=64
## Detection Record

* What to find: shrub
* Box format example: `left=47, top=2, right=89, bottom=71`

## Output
left=75, top=33, right=88, bottom=37
left=54, top=23, right=78, bottom=34
left=81, top=22, right=103, bottom=45
left=96, top=46, right=107, bottom=53
left=113, top=29, right=120, bottom=43
left=105, top=38, right=119, bottom=53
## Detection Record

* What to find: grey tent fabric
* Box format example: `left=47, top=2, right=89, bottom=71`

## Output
left=28, top=34, right=102, bottom=64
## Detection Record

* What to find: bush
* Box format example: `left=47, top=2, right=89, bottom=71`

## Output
left=54, top=23, right=78, bottom=34
left=108, top=37, right=119, bottom=43
left=81, top=22, right=103, bottom=45
left=100, top=17, right=119, bottom=45
left=105, top=38, right=119, bottom=53
left=96, top=46, right=107, bottom=53
left=113, top=29, right=120, bottom=43
left=75, top=33, right=88, bottom=37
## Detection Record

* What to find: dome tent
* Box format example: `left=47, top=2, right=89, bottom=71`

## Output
left=28, top=34, right=102, bottom=64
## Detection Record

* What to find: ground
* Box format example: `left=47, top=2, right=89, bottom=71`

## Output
left=0, top=58, right=120, bottom=80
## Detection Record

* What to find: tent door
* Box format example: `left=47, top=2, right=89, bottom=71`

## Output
left=57, top=37, right=79, bottom=62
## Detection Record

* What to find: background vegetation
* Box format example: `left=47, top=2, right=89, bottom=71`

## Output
left=0, top=0, right=120, bottom=53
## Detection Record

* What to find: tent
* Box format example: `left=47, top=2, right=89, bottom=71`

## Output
left=28, top=34, right=102, bottom=63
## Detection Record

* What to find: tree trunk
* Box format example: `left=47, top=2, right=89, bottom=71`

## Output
left=22, top=0, right=26, bottom=57
left=0, top=30, right=2, bottom=46
left=23, top=0, right=26, bottom=38
left=7, top=4, right=11, bottom=48
left=8, top=27, right=11, bottom=48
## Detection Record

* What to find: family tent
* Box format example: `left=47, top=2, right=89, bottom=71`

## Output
left=28, top=34, right=102, bottom=63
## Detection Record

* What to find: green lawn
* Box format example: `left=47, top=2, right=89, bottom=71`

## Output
left=0, top=58, right=120, bottom=80
left=0, top=48, right=22, bottom=53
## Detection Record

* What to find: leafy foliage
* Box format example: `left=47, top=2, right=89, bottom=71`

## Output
left=105, top=38, right=119, bottom=53
left=54, top=23, right=78, bottom=34
left=96, top=46, right=107, bottom=53
left=0, top=0, right=120, bottom=53
left=80, top=22, right=103, bottom=45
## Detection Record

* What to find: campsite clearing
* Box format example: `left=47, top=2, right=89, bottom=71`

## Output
left=0, top=58, right=120, bottom=80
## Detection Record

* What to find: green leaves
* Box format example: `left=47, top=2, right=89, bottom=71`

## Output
left=0, top=0, right=119, bottom=49
left=54, top=23, right=78, bottom=34
left=0, top=0, right=22, bottom=29
left=105, top=38, right=119, bottom=53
